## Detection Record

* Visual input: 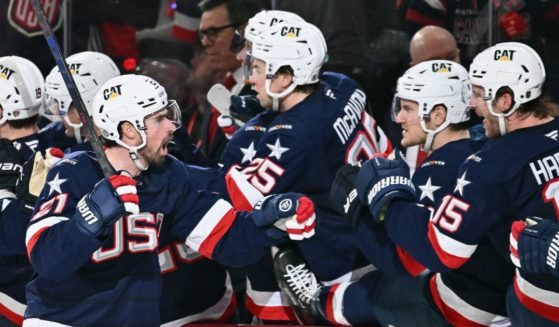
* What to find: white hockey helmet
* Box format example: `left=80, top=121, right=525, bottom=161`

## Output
left=249, top=21, right=327, bottom=111
left=0, top=56, right=44, bottom=125
left=236, top=10, right=305, bottom=79
left=45, top=51, right=120, bottom=142
left=393, top=59, right=472, bottom=150
left=469, top=42, right=545, bottom=135
left=245, top=10, right=305, bottom=44
left=92, top=74, right=181, bottom=170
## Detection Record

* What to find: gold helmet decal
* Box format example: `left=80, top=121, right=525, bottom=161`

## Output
left=102, top=85, right=123, bottom=100
left=280, top=26, right=301, bottom=38
left=0, top=65, right=16, bottom=80
left=431, top=62, right=452, bottom=73
left=494, top=49, right=516, bottom=61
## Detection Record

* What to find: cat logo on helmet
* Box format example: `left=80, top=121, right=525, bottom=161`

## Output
left=8, top=0, right=63, bottom=37
left=280, top=26, right=301, bottom=37
left=103, top=85, right=123, bottom=100
left=68, top=63, right=82, bottom=75
left=432, top=62, right=453, bottom=73
left=0, top=66, right=16, bottom=80
left=494, top=50, right=516, bottom=61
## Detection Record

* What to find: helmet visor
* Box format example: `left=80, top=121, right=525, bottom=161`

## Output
left=391, top=95, right=402, bottom=122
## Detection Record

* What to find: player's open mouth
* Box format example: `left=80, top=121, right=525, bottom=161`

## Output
left=161, top=139, right=173, bottom=154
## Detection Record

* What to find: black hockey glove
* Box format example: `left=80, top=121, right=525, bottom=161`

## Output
left=0, top=138, right=25, bottom=190
left=329, top=163, right=366, bottom=228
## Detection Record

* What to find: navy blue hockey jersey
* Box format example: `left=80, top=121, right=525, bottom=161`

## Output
left=24, top=151, right=283, bottom=326
left=0, top=122, right=76, bottom=325
left=217, top=72, right=390, bottom=319
left=384, top=118, right=559, bottom=324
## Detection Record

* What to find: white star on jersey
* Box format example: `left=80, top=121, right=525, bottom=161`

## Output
left=266, top=138, right=289, bottom=160
left=48, top=173, right=67, bottom=195
left=418, top=177, right=441, bottom=202
left=454, top=171, right=471, bottom=196
left=240, top=142, right=257, bottom=163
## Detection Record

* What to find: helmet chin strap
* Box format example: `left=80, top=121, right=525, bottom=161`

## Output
left=485, top=99, right=519, bottom=136
left=419, top=120, right=450, bottom=152
left=129, top=148, right=149, bottom=171
left=116, top=130, right=149, bottom=171
left=63, top=115, right=84, bottom=143
left=265, top=79, right=297, bottom=112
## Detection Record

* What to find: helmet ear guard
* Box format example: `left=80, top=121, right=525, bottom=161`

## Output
left=469, top=42, right=546, bottom=135
left=0, top=56, right=44, bottom=125
left=393, top=60, right=472, bottom=151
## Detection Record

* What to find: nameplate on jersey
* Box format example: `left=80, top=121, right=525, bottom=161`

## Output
left=333, top=89, right=366, bottom=145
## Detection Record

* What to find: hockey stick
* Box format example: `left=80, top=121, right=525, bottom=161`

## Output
left=30, top=0, right=114, bottom=177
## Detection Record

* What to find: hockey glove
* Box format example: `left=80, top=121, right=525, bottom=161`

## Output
left=217, top=115, right=238, bottom=140
left=511, top=217, right=559, bottom=278
left=253, top=193, right=316, bottom=241
left=355, top=150, right=415, bottom=223
left=16, top=148, right=64, bottom=214
left=329, top=164, right=366, bottom=228
left=0, top=138, right=25, bottom=191
left=74, top=174, right=139, bottom=238
left=230, top=95, right=264, bottom=122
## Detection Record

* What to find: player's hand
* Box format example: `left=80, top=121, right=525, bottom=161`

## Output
left=253, top=193, right=316, bottom=241
left=217, top=115, right=238, bottom=140
left=510, top=216, right=559, bottom=278
left=0, top=138, right=25, bottom=192
left=74, top=173, right=139, bottom=238
left=230, top=95, right=264, bottom=122
left=16, top=148, right=64, bottom=214
left=356, top=150, right=415, bottom=223
left=329, top=164, right=365, bottom=228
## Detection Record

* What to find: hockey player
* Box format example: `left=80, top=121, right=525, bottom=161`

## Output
left=216, top=20, right=391, bottom=322
left=0, top=55, right=73, bottom=325
left=23, top=74, right=316, bottom=326
left=45, top=52, right=238, bottom=326
left=285, top=59, right=493, bottom=326
left=329, top=42, right=558, bottom=326
left=44, top=51, right=120, bottom=146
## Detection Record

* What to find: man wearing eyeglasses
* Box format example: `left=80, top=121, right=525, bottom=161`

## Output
left=196, top=0, right=262, bottom=162
left=199, top=0, right=261, bottom=94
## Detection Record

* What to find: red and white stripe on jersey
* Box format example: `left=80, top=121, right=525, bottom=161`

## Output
left=322, top=265, right=375, bottom=286
left=513, top=270, right=559, bottom=323
left=161, top=274, right=236, bottom=326
left=185, top=199, right=236, bottom=259
left=26, top=216, right=69, bottom=258
left=325, top=282, right=351, bottom=326
left=225, top=167, right=264, bottom=211
left=429, top=274, right=508, bottom=327
left=362, top=112, right=393, bottom=157
left=245, top=280, right=297, bottom=321
left=0, top=291, right=25, bottom=325
left=396, top=246, right=427, bottom=276
left=427, top=222, right=477, bottom=269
